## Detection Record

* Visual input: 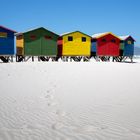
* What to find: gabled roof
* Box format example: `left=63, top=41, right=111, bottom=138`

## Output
left=119, top=35, right=135, bottom=41
left=15, top=32, right=23, bottom=36
left=0, top=25, right=17, bottom=33
left=60, top=31, right=91, bottom=38
left=15, top=27, right=59, bottom=37
left=92, top=32, right=121, bottom=40
left=92, top=32, right=108, bottom=38
left=15, top=27, right=43, bottom=36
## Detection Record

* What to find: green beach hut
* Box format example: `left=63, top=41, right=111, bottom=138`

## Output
left=16, top=27, right=59, bottom=61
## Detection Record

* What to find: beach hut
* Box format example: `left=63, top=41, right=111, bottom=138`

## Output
left=91, top=32, right=121, bottom=57
left=57, top=31, right=91, bottom=61
left=0, top=25, right=16, bottom=62
left=119, top=35, right=135, bottom=57
left=16, top=27, right=59, bottom=61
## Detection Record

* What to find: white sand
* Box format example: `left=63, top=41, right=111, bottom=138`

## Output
left=0, top=58, right=140, bottom=140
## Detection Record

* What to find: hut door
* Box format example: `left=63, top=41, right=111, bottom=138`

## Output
left=58, top=44, right=62, bottom=56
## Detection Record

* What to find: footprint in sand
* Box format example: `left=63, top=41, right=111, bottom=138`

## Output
left=55, top=110, right=66, bottom=117
left=45, top=94, right=54, bottom=100
left=20, top=124, right=35, bottom=130
left=48, top=102, right=58, bottom=107
left=46, top=90, right=51, bottom=94
left=100, top=126, right=108, bottom=130
left=45, top=89, right=53, bottom=95
left=52, top=122, right=64, bottom=130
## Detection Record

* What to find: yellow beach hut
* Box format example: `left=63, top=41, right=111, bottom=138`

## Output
left=57, top=31, right=91, bottom=61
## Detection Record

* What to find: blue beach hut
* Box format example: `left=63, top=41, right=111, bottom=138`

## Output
left=119, top=35, right=135, bottom=56
left=0, top=25, right=17, bottom=55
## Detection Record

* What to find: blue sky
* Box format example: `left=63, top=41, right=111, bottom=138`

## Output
left=1, top=0, right=140, bottom=45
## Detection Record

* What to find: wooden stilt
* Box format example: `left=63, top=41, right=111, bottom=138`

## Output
left=32, top=56, right=34, bottom=62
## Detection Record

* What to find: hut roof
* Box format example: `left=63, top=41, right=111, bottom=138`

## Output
left=15, top=27, right=59, bottom=37
left=0, top=25, right=17, bottom=33
left=60, top=31, right=91, bottom=38
left=92, top=32, right=121, bottom=40
left=92, top=32, right=108, bottom=38
left=119, top=35, right=135, bottom=41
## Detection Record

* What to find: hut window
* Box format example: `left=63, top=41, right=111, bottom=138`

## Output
left=0, top=32, right=7, bottom=38
left=102, top=39, right=106, bottom=42
left=68, top=36, right=73, bottom=41
left=82, top=37, right=86, bottom=42
left=45, top=35, right=52, bottom=40
left=128, top=41, right=132, bottom=44
left=30, top=35, right=36, bottom=40
left=111, top=39, right=116, bottom=43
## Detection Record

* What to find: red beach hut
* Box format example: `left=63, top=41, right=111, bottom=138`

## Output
left=91, top=32, right=121, bottom=56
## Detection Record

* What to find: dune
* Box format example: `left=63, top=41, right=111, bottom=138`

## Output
left=0, top=58, right=140, bottom=140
